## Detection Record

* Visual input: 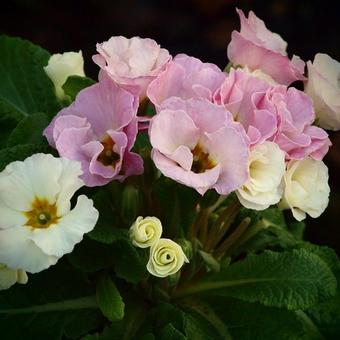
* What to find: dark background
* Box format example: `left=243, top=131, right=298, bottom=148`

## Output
left=1, top=0, right=340, bottom=253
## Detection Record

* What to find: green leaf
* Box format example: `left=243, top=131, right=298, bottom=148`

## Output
left=0, top=143, right=52, bottom=171
left=0, top=35, right=60, bottom=121
left=0, top=261, right=102, bottom=340
left=175, top=249, right=337, bottom=310
left=160, top=324, right=187, bottom=340
left=96, top=275, right=125, bottom=322
left=7, top=112, right=50, bottom=146
left=88, top=189, right=128, bottom=244
left=112, top=239, right=148, bottom=283
left=0, top=117, right=17, bottom=148
left=62, top=75, right=96, bottom=101
left=202, top=297, right=323, bottom=340
left=68, top=237, right=116, bottom=273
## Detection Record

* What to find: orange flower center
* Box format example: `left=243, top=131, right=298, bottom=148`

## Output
left=24, top=198, right=59, bottom=229
left=191, top=144, right=216, bottom=173
left=97, top=135, right=120, bottom=167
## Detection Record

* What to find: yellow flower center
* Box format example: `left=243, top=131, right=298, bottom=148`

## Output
left=191, top=144, right=216, bottom=173
left=24, top=198, right=59, bottom=229
left=97, top=135, right=120, bottom=167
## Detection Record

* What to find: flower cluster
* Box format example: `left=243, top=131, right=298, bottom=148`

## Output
left=1, top=8, right=339, bottom=295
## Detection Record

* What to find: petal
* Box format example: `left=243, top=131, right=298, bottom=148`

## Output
left=149, top=109, right=199, bottom=154
left=30, top=195, right=99, bottom=258
left=0, top=227, right=58, bottom=273
left=0, top=199, right=27, bottom=230
left=152, top=149, right=221, bottom=195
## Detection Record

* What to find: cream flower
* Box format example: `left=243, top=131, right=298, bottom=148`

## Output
left=236, top=142, right=286, bottom=210
left=305, top=53, right=340, bottom=130
left=0, top=153, right=99, bottom=273
left=0, top=264, right=28, bottom=290
left=279, top=158, right=330, bottom=221
left=44, top=51, right=85, bottom=100
left=130, top=216, right=162, bottom=248
left=147, top=238, right=189, bottom=278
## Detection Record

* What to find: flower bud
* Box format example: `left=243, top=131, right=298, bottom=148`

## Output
left=0, top=264, right=28, bottom=290
left=44, top=51, right=85, bottom=100
left=279, top=158, right=330, bottom=221
left=147, top=238, right=189, bottom=278
left=130, top=216, right=162, bottom=248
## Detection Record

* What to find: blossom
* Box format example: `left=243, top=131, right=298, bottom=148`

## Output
left=44, top=51, right=85, bottom=100
left=214, top=68, right=277, bottom=146
left=147, top=54, right=226, bottom=108
left=0, top=265, right=28, bottom=290
left=236, top=142, right=285, bottom=210
left=279, top=158, right=330, bottom=221
left=147, top=238, right=189, bottom=278
left=130, top=216, right=162, bottom=248
left=227, top=9, right=305, bottom=85
left=0, top=154, right=99, bottom=273
left=44, top=75, right=143, bottom=187
left=305, top=53, right=340, bottom=131
left=93, top=36, right=171, bottom=99
left=149, top=98, right=249, bottom=195
left=267, top=86, right=331, bottom=160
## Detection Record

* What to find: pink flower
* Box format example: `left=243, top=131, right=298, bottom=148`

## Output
left=149, top=98, right=249, bottom=195
left=147, top=54, right=226, bottom=108
left=227, top=9, right=305, bottom=85
left=93, top=36, right=171, bottom=100
left=214, top=68, right=277, bottom=146
left=265, top=86, right=331, bottom=160
left=44, top=76, right=143, bottom=187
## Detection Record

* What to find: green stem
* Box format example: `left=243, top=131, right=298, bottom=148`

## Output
left=0, top=295, right=98, bottom=314
left=214, top=217, right=251, bottom=260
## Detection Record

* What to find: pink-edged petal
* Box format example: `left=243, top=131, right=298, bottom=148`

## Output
left=152, top=149, right=221, bottom=195
left=204, top=127, right=249, bottom=194
left=149, top=109, right=199, bottom=154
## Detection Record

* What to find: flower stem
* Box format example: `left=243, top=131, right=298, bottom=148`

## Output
left=214, top=217, right=251, bottom=260
left=0, top=295, right=98, bottom=314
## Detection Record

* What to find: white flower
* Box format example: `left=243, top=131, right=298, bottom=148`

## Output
left=305, top=53, right=340, bottom=130
left=147, top=238, right=189, bottom=278
left=0, top=153, right=99, bottom=273
left=44, top=51, right=85, bottom=100
left=0, top=264, right=28, bottom=290
left=130, top=216, right=162, bottom=248
left=279, top=158, right=330, bottom=221
left=236, top=142, right=286, bottom=210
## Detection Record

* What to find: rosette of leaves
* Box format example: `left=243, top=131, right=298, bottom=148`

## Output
left=0, top=36, right=339, bottom=340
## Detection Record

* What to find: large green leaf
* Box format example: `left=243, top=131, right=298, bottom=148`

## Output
left=174, top=249, right=337, bottom=310
left=7, top=112, right=50, bottom=146
left=96, top=275, right=125, bottom=322
left=197, top=297, right=323, bottom=340
left=0, top=35, right=60, bottom=121
left=0, top=262, right=103, bottom=340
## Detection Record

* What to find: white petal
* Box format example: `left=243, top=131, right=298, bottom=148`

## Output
left=0, top=266, right=18, bottom=290
left=30, top=195, right=98, bottom=257
left=56, top=158, right=84, bottom=216
left=0, top=227, right=58, bottom=273
left=0, top=199, right=26, bottom=229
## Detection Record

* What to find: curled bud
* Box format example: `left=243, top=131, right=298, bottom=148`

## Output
left=130, top=216, right=162, bottom=248
left=147, top=238, right=189, bottom=278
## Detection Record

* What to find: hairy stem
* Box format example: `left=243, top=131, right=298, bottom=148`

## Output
left=0, top=295, right=98, bottom=314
